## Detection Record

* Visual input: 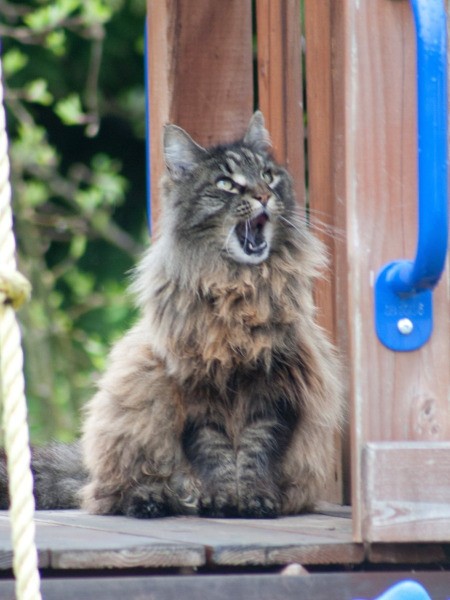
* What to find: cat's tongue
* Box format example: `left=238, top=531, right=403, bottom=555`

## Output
left=237, top=213, right=269, bottom=255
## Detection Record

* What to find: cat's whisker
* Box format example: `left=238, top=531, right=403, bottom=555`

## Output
left=305, top=206, right=337, bottom=219
left=244, top=219, right=250, bottom=248
left=224, top=226, right=236, bottom=257
left=300, top=208, right=347, bottom=241
left=279, top=214, right=346, bottom=242
left=278, top=215, right=306, bottom=238
left=308, top=219, right=346, bottom=242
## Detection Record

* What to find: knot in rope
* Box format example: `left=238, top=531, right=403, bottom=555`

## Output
left=0, top=270, right=31, bottom=310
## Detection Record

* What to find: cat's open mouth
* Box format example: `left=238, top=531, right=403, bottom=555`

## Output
left=235, top=213, right=269, bottom=255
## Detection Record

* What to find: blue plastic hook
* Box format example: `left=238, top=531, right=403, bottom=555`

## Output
left=354, top=579, right=433, bottom=600
left=374, top=0, right=448, bottom=351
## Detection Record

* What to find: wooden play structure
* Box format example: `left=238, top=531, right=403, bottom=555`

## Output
left=0, top=0, right=449, bottom=598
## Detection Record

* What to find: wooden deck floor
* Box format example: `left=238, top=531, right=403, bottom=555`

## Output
left=1, top=504, right=450, bottom=598
left=0, top=504, right=364, bottom=571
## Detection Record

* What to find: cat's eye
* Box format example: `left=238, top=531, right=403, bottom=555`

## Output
left=216, top=177, right=238, bottom=193
left=262, top=169, right=274, bottom=184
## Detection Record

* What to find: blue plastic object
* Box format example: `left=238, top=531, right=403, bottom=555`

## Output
left=375, top=0, right=448, bottom=351
left=354, top=580, right=433, bottom=600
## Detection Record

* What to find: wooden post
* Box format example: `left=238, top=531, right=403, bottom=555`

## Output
left=146, top=0, right=253, bottom=232
left=331, top=0, right=450, bottom=541
left=304, top=0, right=347, bottom=505
left=256, top=0, right=306, bottom=206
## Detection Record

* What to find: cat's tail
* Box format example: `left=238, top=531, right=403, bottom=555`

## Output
left=0, top=441, right=87, bottom=510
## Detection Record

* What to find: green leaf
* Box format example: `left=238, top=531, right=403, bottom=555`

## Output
left=63, top=268, right=95, bottom=299
left=81, top=0, right=113, bottom=25
left=2, top=49, right=29, bottom=76
left=45, top=31, right=67, bottom=56
left=24, top=0, right=80, bottom=31
left=25, top=79, right=53, bottom=105
left=90, top=154, right=127, bottom=205
left=69, top=235, right=88, bottom=259
left=11, top=124, right=59, bottom=168
left=55, top=94, right=85, bottom=125
left=21, top=180, right=48, bottom=207
left=75, top=187, right=103, bottom=212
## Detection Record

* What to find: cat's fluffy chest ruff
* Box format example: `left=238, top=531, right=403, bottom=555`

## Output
left=145, top=258, right=310, bottom=384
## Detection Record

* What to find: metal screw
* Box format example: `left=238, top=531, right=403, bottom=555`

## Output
left=397, top=318, right=414, bottom=335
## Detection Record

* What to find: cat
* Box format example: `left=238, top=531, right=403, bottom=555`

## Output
left=0, top=111, right=343, bottom=518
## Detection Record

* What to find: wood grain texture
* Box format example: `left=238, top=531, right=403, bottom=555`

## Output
left=256, top=0, right=306, bottom=205
left=334, top=0, right=450, bottom=541
left=0, top=512, right=205, bottom=570
left=362, top=442, right=450, bottom=542
left=0, top=509, right=363, bottom=570
left=367, top=543, right=450, bottom=565
left=146, top=0, right=253, bottom=232
left=303, top=0, right=347, bottom=506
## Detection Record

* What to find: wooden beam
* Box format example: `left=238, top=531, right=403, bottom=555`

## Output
left=303, top=0, right=347, bottom=506
left=336, top=0, right=450, bottom=542
left=256, top=0, right=305, bottom=205
left=362, top=442, right=450, bottom=542
left=2, top=573, right=450, bottom=600
left=146, top=0, right=253, bottom=233
left=304, top=1, right=340, bottom=347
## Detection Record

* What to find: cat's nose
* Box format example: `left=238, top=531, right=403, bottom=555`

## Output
left=254, top=191, right=271, bottom=206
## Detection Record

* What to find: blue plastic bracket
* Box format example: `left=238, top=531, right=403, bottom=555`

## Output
left=375, top=0, right=448, bottom=352
left=354, top=579, right=433, bottom=600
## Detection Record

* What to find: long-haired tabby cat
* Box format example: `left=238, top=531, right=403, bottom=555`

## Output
left=0, top=112, right=343, bottom=518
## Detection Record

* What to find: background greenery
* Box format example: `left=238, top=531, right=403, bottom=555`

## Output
left=1, top=0, right=148, bottom=443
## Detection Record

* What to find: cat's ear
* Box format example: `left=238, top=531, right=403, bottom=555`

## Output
left=243, top=111, right=271, bottom=152
left=163, top=124, right=207, bottom=180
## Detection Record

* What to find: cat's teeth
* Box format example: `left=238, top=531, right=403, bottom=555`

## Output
left=248, top=241, right=267, bottom=253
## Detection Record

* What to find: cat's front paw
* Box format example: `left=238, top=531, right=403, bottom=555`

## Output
left=238, top=490, right=280, bottom=519
left=123, top=486, right=172, bottom=519
left=199, top=488, right=239, bottom=518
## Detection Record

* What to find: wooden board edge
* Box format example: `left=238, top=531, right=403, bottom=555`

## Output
left=362, top=442, right=450, bottom=543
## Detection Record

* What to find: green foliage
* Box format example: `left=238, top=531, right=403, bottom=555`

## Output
left=54, top=93, right=85, bottom=125
left=2, top=0, right=147, bottom=443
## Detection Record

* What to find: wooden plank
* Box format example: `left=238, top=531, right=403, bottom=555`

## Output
left=303, top=0, right=346, bottom=506
left=2, top=572, right=450, bottom=600
left=146, top=0, right=253, bottom=232
left=314, top=502, right=352, bottom=520
left=367, top=543, right=450, bottom=565
left=362, top=442, right=450, bottom=542
left=14, top=509, right=363, bottom=568
left=335, top=0, right=450, bottom=541
left=304, top=0, right=337, bottom=340
left=255, top=0, right=306, bottom=205
left=0, top=513, right=205, bottom=570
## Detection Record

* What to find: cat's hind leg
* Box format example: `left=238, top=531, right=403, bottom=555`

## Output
left=80, top=329, right=198, bottom=518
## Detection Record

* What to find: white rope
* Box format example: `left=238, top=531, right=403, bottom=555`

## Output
left=0, top=57, right=42, bottom=600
